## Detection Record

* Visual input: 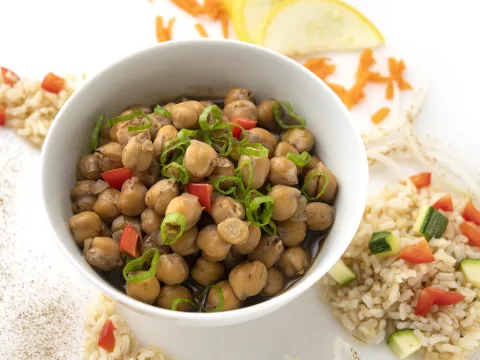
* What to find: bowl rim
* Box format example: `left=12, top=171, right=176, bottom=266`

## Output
left=41, top=38, right=369, bottom=324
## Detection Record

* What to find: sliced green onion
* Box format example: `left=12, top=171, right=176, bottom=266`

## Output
left=265, top=183, right=273, bottom=192
left=236, top=143, right=269, bottom=158
left=127, top=114, right=153, bottom=131
left=212, top=176, right=243, bottom=196
left=210, top=125, right=234, bottom=156
left=160, top=139, right=190, bottom=166
left=229, top=123, right=249, bottom=145
left=286, top=151, right=312, bottom=167
left=161, top=212, right=187, bottom=245
left=107, top=110, right=153, bottom=131
left=123, top=248, right=160, bottom=283
left=199, top=105, right=224, bottom=131
left=162, top=162, right=190, bottom=184
left=301, top=171, right=329, bottom=201
left=90, top=113, right=105, bottom=152
left=202, top=285, right=224, bottom=312
left=273, top=101, right=306, bottom=129
left=125, top=257, right=143, bottom=273
left=246, top=195, right=274, bottom=227
left=154, top=105, right=172, bottom=117
left=262, top=220, right=277, bottom=236
left=235, top=159, right=253, bottom=191
left=171, top=298, right=197, bottom=311
left=178, top=129, right=202, bottom=140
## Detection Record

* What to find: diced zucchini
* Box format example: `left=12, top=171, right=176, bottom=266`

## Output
left=387, top=329, right=422, bottom=359
left=413, top=205, right=448, bottom=240
left=328, top=259, right=356, bottom=286
left=368, top=231, right=401, bottom=256
left=459, top=259, right=480, bottom=287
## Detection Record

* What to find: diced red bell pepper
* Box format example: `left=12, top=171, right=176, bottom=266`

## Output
left=415, top=288, right=436, bottom=316
left=462, top=201, right=480, bottom=226
left=399, top=240, right=435, bottom=264
left=1, top=66, right=20, bottom=85
left=98, top=320, right=116, bottom=352
left=0, top=105, right=6, bottom=126
left=432, top=194, right=453, bottom=212
left=101, top=168, right=133, bottom=190
left=409, top=172, right=431, bottom=189
left=120, top=224, right=140, bottom=258
left=460, top=221, right=480, bottom=247
left=426, top=288, right=465, bottom=306
left=41, top=72, right=66, bottom=94
left=187, top=183, right=213, bottom=212
left=231, top=116, right=257, bottom=139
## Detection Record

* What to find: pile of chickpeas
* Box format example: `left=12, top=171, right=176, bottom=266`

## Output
left=69, top=88, right=337, bottom=312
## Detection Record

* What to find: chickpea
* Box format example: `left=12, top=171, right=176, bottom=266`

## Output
left=111, top=215, right=141, bottom=233
left=71, top=180, right=97, bottom=213
left=223, top=100, right=258, bottom=121
left=116, top=117, right=152, bottom=148
left=277, top=220, right=307, bottom=247
left=156, top=285, right=194, bottom=312
left=155, top=253, right=189, bottom=285
left=289, top=195, right=308, bottom=222
left=306, top=202, right=335, bottom=231
left=257, top=99, right=277, bottom=130
left=170, top=226, right=199, bottom=256
left=197, top=225, right=231, bottom=261
left=153, top=125, right=178, bottom=156
left=248, top=235, right=284, bottom=268
left=83, top=237, right=123, bottom=271
left=118, top=177, right=148, bottom=216
left=94, top=142, right=123, bottom=172
left=210, top=195, right=245, bottom=224
left=126, top=272, right=161, bottom=304
left=171, top=101, right=204, bottom=129
left=69, top=211, right=102, bottom=246
left=304, top=162, right=338, bottom=204
left=268, top=185, right=301, bottom=221
left=268, top=156, right=298, bottom=186
left=274, top=141, right=302, bottom=173
left=110, top=107, right=150, bottom=141
left=262, top=267, right=285, bottom=297
left=134, top=160, right=161, bottom=187
left=222, top=251, right=247, bottom=270
left=278, top=247, right=310, bottom=277
left=238, top=155, right=270, bottom=190
left=77, top=154, right=101, bottom=180
left=206, top=280, right=241, bottom=311
left=246, top=128, right=277, bottom=158
left=109, top=121, right=127, bottom=142
left=191, top=257, right=225, bottom=286
left=142, top=234, right=171, bottom=256
left=183, top=140, right=217, bottom=179
left=232, top=224, right=261, bottom=255
left=141, top=208, right=163, bottom=234
left=281, top=128, right=315, bottom=153
left=224, top=88, right=253, bottom=106
left=229, top=261, right=267, bottom=300
left=165, top=193, right=203, bottom=230
left=200, top=100, right=214, bottom=107
left=122, top=133, right=155, bottom=171
left=208, top=157, right=236, bottom=190
left=148, top=112, right=172, bottom=139
left=302, top=155, right=320, bottom=177
left=93, top=188, right=121, bottom=223
left=217, top=218, right=249, bottom=245
left=145, top=178, right=179, bottom=216
left=163, top=102, right=176, bottom=113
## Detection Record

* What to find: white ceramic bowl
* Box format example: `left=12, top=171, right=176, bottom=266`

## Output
left=41, top=39, right=368, bottom=327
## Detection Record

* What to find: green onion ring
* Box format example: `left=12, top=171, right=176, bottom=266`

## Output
left=178, top=128, right=203, bottom=140
left=301, top=171, right=329, bottom=201
left=265, top=183, right=273, bottom=192
left=210, top=125, right=234, bottom=156
left=235, top=159, right=254, bottom=192
left=161, top=212, right=187, bottom=245
left=127, top=113, right=153, bottom=131
left=261, top=220, right=277, bottom=236
left=273, top=101, right=306, bottom=129
left=286, top=151, right=312, bottom=167
left=202, top=284, right=224, bottom=312
left=236, top=143, right=269, bottom=158
left=246, top=195, right=274, bottom=227
left=90, top=113, right=105, bottom=152
left=171, top=298, right=197, bottom=311
left=154, top=105, right=172, bottom=117
left=212, top=176, right=243, bottom=196
left=162, top=162, right=190, bottom=184
left=122, top=248, right=160, bottom=283
left=229, top=123, right=249, bottom=145
left=160, top=139, right=190, bottom=166
left=199, top=105, right=224, bottom=131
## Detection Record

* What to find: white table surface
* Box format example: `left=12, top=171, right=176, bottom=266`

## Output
left=1, top=0, right=479, bottom=359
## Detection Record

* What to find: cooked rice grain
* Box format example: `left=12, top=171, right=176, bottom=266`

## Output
left=321, top=181, right=480, bottom=359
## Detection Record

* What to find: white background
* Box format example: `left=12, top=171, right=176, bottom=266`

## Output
left=1, top=0, right=479, bottom=359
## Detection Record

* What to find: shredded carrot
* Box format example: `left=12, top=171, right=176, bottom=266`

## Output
left=385, top=78, right=394, bottom=99
left=356, top=49, right=375, bottom=80
left=195, top=23, right=209, bottom=37
left=304, top=58, right=336, bottom=80
left=155, top=16, right=169, bottom=42
left=170, top=0, right=203, bottom=16
left=327, top=83, right=347, bottom=99
left=344, top=71, right=369, bottom=109
left=203, top=0, right=225, bottom=20
left=371, top=107, right=390, bottom=124
left=368, top=72, right=389, bottom=83
left=388, top=57, right=412, bottom=91
left=166, top=17, right=176, bottom=40
left=220, top=12, right=229, bottom=38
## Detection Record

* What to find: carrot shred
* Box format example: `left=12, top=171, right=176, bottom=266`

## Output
left=388, top=57, right=412, bottom=91
left=155, top=17, right=168, bottom=42
left=170, top=0, right=203, bottom=16
left=195, top=23, right=209, bottom=37
left=220, top=12, right=229, bottom=38
left=371, top=107, right=390, bottom=124
left=203, top=0, right=225, bottom=20
left=385, top=79, right=394, bottom=99
left=166, top=17, right=176, bottom=40
left=304, top=58, right=336, bottom=80
left=327, top=83, right=347, bottom=99
left=368, top=72, right=389, bottom=83
left=356, top=49, right=375, bottom=80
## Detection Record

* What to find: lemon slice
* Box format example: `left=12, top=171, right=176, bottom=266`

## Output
left=232, top=0, right=286, bottom=43
left=260, top=0, right=384, bottom=56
